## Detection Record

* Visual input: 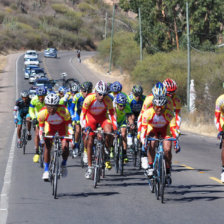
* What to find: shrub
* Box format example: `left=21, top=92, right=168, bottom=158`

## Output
left=51, top=4, right=70, bottom=14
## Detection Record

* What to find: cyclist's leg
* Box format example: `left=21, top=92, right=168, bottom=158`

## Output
left=17, top=112, right=23, bottom=138
left=42, top=138, right=52, bottom=179
left=26, top=114, right=32, bottom=139
left=121, top=126, right=128, bottom=162
left=163, top=126, right=173, bottom=172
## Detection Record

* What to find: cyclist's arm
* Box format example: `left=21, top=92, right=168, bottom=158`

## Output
left=106, top=96, right=117, bottom=130
left=29, top=102, right=36, bottom=120
left=13, top=105, right=19, bottom=119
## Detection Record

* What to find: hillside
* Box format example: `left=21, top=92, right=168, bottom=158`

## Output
left=0, top=0, right=136, bottom=52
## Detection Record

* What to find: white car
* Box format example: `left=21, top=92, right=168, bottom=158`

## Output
left=24, top=50, right=38, bottom=60
left=24, top=58, right=39, bottom=66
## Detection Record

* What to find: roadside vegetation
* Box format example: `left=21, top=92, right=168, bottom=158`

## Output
left=0, top=0, right=136, bottom=52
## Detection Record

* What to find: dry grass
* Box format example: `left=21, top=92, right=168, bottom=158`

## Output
left=0, top=55, right=7, bottom=72
left=83, top=57, right=134, bottom=93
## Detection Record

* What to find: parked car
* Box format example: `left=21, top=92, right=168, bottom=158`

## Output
left=24, top=58, right=39, bottom=66
left=29, top=68, right=45, bottom=84
left=24, top=65, right=39, bottom=79
left=24, top=50, right=38, bottom=60
left=44, top=48, right=57, bottom=58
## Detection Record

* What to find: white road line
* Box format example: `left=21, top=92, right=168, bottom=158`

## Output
left=0, top=55, right=19, bottom=224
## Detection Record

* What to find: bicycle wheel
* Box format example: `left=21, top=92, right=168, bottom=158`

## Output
left=154, top=158, right=160, bottom=200
left=22, top=129, right=26, bottom=154
left=39, top=146, right=44, bottom=168
left=114, top=141, right=119, bottom=174
left=138, top=140, right=142, bottom=170
left=148, top=176, right=155, bottom=193
left=53, top=152, right=59, bottom=199
left=94, top=149, right=100, bottom=188
left=160, top=158, right=166, bottom=203
left=119, top=136, right=124, bottom=176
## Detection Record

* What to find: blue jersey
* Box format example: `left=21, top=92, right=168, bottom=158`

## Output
left=128, top=94, right=146, bottom=117
left=70, top=92, right=85, bottom=122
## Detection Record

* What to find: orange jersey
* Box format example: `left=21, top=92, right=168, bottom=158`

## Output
left=38, top=105, right=71, bottom=128
left=80, top=93, right=117, bottom=130
left=215, top=94, right=224, bottom=131
left=140, top=107, right=177, bottom=143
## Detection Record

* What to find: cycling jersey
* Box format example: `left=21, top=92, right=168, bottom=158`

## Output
left=80, top=93, right=117, bottom=130
left=128, top=94, right=146, bottom=117
left=215, top=94, right=224, bottom=131
left=70, top=92, right=85, bottom=123
left=29, top=95, right=45, bottom=120
left=59, top=92, right=74, bottom=115
left=38, top=105, right=71, bottom=136
left=14, top=98, right=31, bottom=125
left=116, top=103, right=132, bottom=127
left=140, top=107, right=177, bottom=144
left=169, top=93, right=182, bottom=130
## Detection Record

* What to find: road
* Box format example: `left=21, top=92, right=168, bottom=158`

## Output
left=0, top=51, right=224, bottom=224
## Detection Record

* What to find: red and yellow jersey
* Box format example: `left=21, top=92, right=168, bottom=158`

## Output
left=140, top=107, right=177, bottom=143
left=80, top=93, right=117, bottom=130
left=38, top=105, right=71, bottom=128
left=215, top=94, right=224, bottom=131
left=137, top=94, right=173, bottom=133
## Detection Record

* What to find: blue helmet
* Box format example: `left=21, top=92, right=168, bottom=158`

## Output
left=58, top=86, right=66, bottom=94
left=152, top=82, right=167, bottom=97
left=116, top=93, right=127, bottom=105
left=111, top=81, right=122, bottom=93
left=36, top=87, right=47, bottom=96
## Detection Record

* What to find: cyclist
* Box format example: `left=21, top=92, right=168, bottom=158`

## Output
left=115, top=93, right=135, bottom=163
left=80, top=80, right=117, bottom=179
left=137, top=82, right=169, bottom=138
left=110, top=81, right=127, bottom=107
left=77, top=49, right=81, bottom=63
left=140, top=95, right=179, bottom=184
left=14, top=90, right=32, bottom=148
left=215, top=94, right=224, bottom=183
left=128, top=85, right=146, bottom=120
left=38, top=93, right=72, bottom=181
left=29, top=87, right=47, bottom=163
left=163, top=78, right=182, bottom=132
left=58, top=86, right=66, bottom=100
left=71, top=81, right=92, bottom=157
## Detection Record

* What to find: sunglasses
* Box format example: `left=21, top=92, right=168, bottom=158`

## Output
left=118, top=104, right=125, bottom=108
left=154, top=105, right=166, bottom=109
left=98, top=93, right=106, bottom=97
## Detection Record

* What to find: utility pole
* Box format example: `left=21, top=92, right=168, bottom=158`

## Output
left=186, top=2, right=191, bottom=111
left=108, top=4, right=116, bottom=74
left=138, top=7, right=143, bottom=61
left=104, top=12, right=108, bottom=40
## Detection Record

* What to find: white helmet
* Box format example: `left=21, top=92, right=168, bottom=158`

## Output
left=95, top=80, right=107, bottom=95
left=44, top=93, right=60, bottom=105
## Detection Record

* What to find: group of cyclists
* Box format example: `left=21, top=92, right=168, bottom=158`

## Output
left=13, top=76, right=224, bottom=184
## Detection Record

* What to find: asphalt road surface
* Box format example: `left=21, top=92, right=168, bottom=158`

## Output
left=0, top=51, right=224, bottom=224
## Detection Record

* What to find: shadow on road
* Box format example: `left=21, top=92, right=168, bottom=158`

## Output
left=166, top=184, right=224, bottom=202
left=57, top=191, right=119, bottom=199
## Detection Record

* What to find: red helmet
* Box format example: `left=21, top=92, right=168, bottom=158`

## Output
left=163, top=78, right=177, bottom=93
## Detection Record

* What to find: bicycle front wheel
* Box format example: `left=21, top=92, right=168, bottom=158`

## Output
left=160, top=158, right=166, bottom=203
left=154, top=158, right=160, bottom=200
left=53, top=154, right=59, bottom=199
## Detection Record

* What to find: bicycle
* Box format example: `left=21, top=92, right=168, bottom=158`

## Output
left=47, top=133, right=72, bottom=199
left=38, top=143, right=44, bottom=168
left=86, top=128, right=114, bottom=188
left=146, top=136, right=177, bottom=203
left=21, top=117, right=28, bottom=154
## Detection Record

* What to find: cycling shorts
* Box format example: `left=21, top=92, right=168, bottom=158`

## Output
left=17, top=113, right=30, bottom=125
left=148, top=126, right=172, bottom=139
left=86, top=112, right=112, bottom=136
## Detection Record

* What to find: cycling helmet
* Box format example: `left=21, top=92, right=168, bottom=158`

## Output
left=116, top=93, right=127, bottom=105
left=95, top=80, right=107, bottom=95
left=132, top=85, right=143, bottom=96
left=58, top=86, right=66, bottom=94
left=152, top=82, right=167, bottom=97
left=152, top=96, right=167, bottom=106
left=80, top=81, right=93, bottom=93
left=71, top=83, right=80, bottom=93
left=163, top=78, right=177, bottom=93
left=44, top=93, right=60, bottom=105
left=20, top=90, right=29, bottom=98
left=111, top=81, right=122, bottom=93
left=36, top=87, right=47, bottom=96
